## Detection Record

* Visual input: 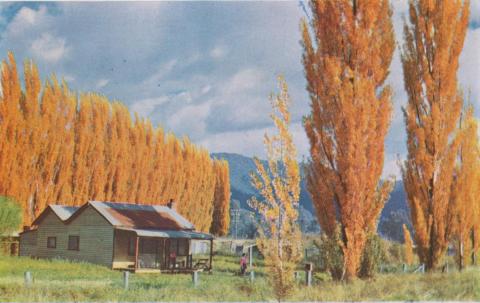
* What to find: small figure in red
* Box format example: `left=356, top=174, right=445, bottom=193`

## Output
left=170, top=251, right=177, bottom=269
left=240, top=253, right=247, bottom=275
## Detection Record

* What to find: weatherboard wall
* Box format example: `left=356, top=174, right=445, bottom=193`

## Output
left=19, top=230, right=37, bottom=257
left=33, top=206, right=114, bottom=267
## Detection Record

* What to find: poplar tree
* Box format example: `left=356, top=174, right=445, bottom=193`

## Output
left=0, top=52, right=229, bottom=232
left=249, top=76, right=302, bottom=300
left=401, top=0, right=470, bottom=271
left=210, top=160, right=231, bottom=236
left=451, top=106, right=479, bottom=271
left=301, top=0, right=395, bottom=279
left=403, top=224, right=414, bottom=266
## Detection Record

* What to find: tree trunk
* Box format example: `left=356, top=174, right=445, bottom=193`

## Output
left=459, top=239, right=464, bottom=271
left=471, top=229, right=477, bottom=265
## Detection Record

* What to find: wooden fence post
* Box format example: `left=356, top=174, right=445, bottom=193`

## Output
left=249, top=246, right=253, bottom=268
left=24, top=271, right=32, bottom=288
left=305, top=263, right=313, bottom=287
left=123, top=271, right=129, bottom=290
left=306, top=270, right=312, bottom=287
left=192, top=270, right=199, bottom=287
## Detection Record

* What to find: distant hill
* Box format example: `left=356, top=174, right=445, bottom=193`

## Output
left=212, top=152, right=411, bottom=241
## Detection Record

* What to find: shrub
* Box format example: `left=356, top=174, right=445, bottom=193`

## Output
left=359, top=233, right=386, bottom=279
left=0, top=196, right=22, bottom=236
left=315, top=226, right=344, bottom=280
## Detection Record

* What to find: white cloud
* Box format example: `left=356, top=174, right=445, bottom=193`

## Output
left=96, top=78, right=109, bottom=89
left=30, top=32, right=69, bottom=63
left=62, top=74, right=75, bottom=83
left=201, top=85, right=212, bottom=95
left=460, top=27, right=480, bottom=108
left=167, top=101, right=211, bottom=138
left=0, top=2, right=477, bottom=167
left=210, top=45, right=228, bottom=59
left=139, top=59, right=178, bottom=91
left=131, top=96, right=169, bottom=118
left=8, top=6, right=48, bottom=35
left=225, top=68, right=265, bottom=94
left=199, top=122, right=309, bottom=159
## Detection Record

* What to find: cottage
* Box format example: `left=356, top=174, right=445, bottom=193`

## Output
left=19, top=201, right=214, bottom=273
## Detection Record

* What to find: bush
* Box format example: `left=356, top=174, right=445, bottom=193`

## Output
left=384, top=240, right=405, bottom=265
left=359, top=233, right=386, bottom=279
left=0, top=196, right=22, bottom=236
left=315, top=226, right=344, bottom=280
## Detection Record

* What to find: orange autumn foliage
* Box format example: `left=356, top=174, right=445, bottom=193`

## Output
left=210, top=160, right=231, bottom=236
left=301, top=0, right=395, bottom=280
left=0, top=53, right=229, bottom=233
left=249, top=76, right=302, bottom=300
left=450, top=106, right=480, bottom=270
left=403, top=224, right=414, bottom=266
left=400, top=0, right=470, bottom=270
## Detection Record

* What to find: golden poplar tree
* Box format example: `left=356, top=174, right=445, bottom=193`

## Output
left=16, top=59, right=41, bottom=222
left=0, top=53, right=22, bottom=206
left=0, top=53, right=230, bottom=232
left=301, top=0, right=394, bottom=279
left=249, top=76, right=302, bottom=300
left=403, top=224, right=414, bottom=266
left=210, top=160, right=231, bottom=236
left=401, top=0, right=470, bottom=271
left=450, top=106, right=479, bottom=270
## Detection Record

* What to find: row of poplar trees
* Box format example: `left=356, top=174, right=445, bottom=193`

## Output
left=302, top=0, right=476, bottom=280
left=0, top=52, right=230, bottom=235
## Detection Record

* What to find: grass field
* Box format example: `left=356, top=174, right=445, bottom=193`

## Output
left=1, top=255, right=480, bottom=301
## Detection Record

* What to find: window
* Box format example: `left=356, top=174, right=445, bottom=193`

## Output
left=128, top=237, right=136, bottom=256
left=47, top=237, right=56, bottom=248
left=68, top=235, right=80, bottom=251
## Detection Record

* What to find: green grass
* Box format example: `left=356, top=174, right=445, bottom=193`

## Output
left=1, top=255, right=479, bottom=301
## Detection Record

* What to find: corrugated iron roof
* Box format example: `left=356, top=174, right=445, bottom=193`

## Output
left=117, top=227, right=213, bottom=240
left=88, top=201, right=195, bottom=230
left=32, top=201, right=201, bottom=235
left=32, top=205, right=79, bottom=225
left=49, top=205, right=79, bottom=221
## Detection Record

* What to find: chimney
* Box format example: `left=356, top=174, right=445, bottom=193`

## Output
left=167, top=199, right=176, bottom=211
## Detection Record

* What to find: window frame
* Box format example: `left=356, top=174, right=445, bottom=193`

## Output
left=47, top=236, right=56, bottom=249
left=68, top=235, right=80, bottom=251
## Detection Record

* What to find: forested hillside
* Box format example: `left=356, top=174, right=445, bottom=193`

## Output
left=213, top=152, right=410, bottom=241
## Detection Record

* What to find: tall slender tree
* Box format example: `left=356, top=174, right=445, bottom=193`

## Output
left=403, top=224, right=414, bottom=266
left=210, top=160, right=231, bottom=236
left=301, top=0, right=395, bottom=279
left=249, top=76, right=302, bottom=300
left=450, top=105, right=479, bottom=271
left=401, top=0, right=470, bottom=271
left=0, top=53, right=230, bottom=232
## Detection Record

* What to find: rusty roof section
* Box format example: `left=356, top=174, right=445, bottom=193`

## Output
left=85, top=201, right=194, bottom=230
left=31, top=201, right=196, bottom=231
left=105, top=207, right=183, bottom=230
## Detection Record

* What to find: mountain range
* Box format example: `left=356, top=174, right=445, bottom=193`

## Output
left=212, top=152, right=411, bottom=242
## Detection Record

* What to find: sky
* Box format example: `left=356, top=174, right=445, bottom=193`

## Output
left=0, top=1, right=479, bottom=178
